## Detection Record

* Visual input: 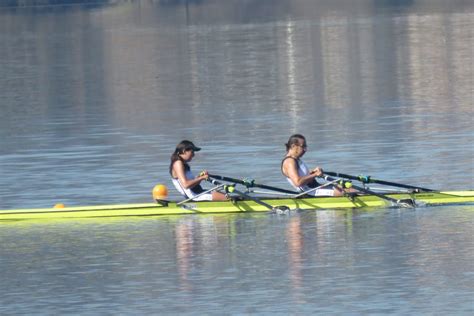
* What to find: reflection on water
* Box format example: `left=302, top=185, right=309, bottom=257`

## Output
left=175, top=218, right=193, bottom=292
left=286, top=215, right=305, bottom=304
left=1, top=206, right=473, bottom=314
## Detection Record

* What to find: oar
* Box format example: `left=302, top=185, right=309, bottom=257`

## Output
left=325, top=171, right=433, bottom=192
left=322, top=175, right=416, bottom=208
left=176, top=183, right=226, bottom=205
left=207, top=178, right=290, bottom=212
left=208, top=174, right=298, bottom=194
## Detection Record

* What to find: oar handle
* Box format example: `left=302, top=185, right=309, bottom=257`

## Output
left=324, top=171, right=433, bottom=192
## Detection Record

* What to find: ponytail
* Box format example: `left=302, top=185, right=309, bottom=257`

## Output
left=169, top=148, right=181, bottom=175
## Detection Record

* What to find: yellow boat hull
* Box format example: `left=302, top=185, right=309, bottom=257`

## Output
left=0, top=191, right=473, bottom=221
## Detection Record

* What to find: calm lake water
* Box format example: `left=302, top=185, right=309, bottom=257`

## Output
left=0, top=0, right=473, bottom=314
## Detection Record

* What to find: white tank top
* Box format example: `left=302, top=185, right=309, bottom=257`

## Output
left=283, top=158, right=334, bottom=196
left=172, top=169, right=200, bottom=198
left=171, top=168, right=215, bottom=201
left=285, top=158, right=313, bottom=191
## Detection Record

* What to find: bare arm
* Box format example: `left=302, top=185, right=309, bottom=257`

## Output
left=172, top=160, right=208, bottom=189
left=282, top=159, right=321, bottom=187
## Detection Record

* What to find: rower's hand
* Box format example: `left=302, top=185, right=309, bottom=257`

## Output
left=199, top=170, right=209, bottom=180
left=311, top=167, right=323, bottom=177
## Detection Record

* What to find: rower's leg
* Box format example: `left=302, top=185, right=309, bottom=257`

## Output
left=333, top=187, right=345, bottom=196
left=212, top=191, right=229, bottom=201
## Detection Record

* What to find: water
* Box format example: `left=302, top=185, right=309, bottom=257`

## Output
left=1, top=206, right=473, bottom=314
left=1, top=0, right=473, bottom=314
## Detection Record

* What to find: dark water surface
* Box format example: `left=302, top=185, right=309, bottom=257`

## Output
left=1, top=0, right=473, bottom=314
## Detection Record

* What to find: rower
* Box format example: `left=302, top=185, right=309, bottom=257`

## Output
left=281, top=134, right=351, bottom=197
left=169, top=140, right=227, bottom=201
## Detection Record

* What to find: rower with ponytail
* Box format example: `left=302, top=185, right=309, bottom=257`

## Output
left=169, top=140, right=227, bottom=201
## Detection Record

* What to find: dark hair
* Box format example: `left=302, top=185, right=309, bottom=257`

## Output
left=285, top=134, right=306, bottom=151
left=169, top=140, right=199, bottom=175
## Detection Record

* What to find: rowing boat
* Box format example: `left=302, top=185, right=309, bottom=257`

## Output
left=1, top=190, right=472, bottom=221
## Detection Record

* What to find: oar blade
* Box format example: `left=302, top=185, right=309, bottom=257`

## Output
left=272, top=205, right=291, bottom=214
left=397, top=199, right=416, bottom=208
